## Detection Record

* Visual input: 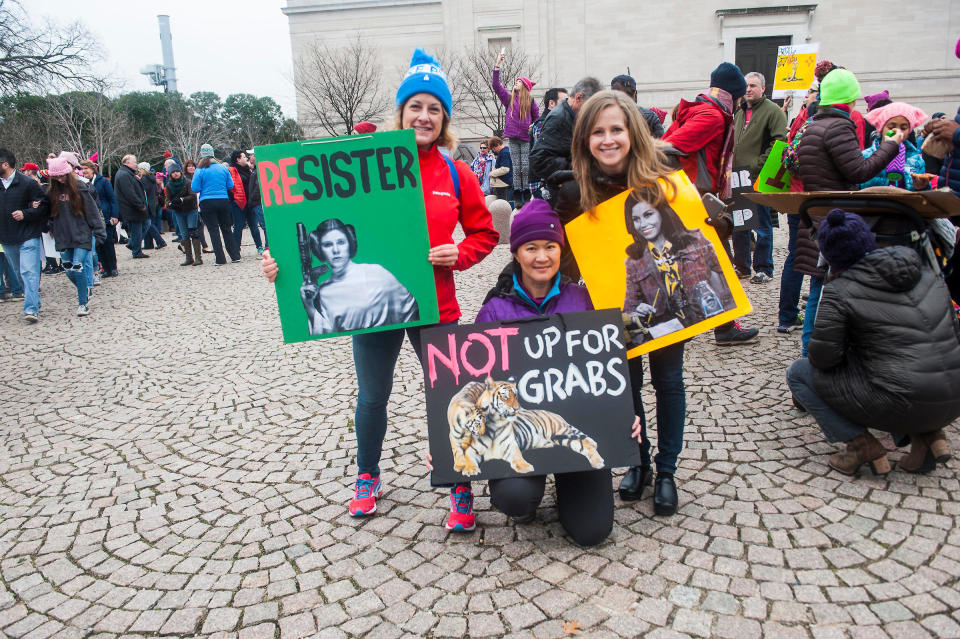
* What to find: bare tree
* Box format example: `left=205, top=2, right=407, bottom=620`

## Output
left=0, top=0, right=99, bottom=94
left=294, top=36, right=392, bottom=137
left=44, top=88, right=143, bottom=171
left=450, top=46, right=543, bottom=137
left=162, top=92, right=228, bottom=162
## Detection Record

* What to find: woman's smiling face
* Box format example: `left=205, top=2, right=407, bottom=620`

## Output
left=401, top=93, right=444, bottom=148
left=588, top=104, right=630, bottom=176
left=631, top=200, right=662, bottom=241
left=320, top=229, right=351, bottom=272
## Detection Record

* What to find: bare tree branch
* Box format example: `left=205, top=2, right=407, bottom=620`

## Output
left=294, top=36, right=392, bottom=137
left=0, top=0, right=100, bottom=94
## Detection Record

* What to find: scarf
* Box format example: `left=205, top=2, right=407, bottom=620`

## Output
left=885, top=144, right=907, bottom=186
left=696, top=87, right=736, bottom=199
left=167, top=175, right=186, bottom=197
left=471, top=152, right=488, bottom=181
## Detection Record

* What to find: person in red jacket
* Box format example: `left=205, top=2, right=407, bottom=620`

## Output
left=261, top=48, right=498, bottom=530
left=663, top=62, right=759, bottom=345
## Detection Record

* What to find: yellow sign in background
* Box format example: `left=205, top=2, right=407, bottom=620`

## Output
left=773, top=43, right=819, bottom=98
left=564, top=171, right=752, bottom=357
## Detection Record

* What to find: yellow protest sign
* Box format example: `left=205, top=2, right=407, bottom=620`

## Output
left=773, top=43, right=819, bottom=98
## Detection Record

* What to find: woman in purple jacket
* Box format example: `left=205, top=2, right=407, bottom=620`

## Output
left=435, top=200, right=641, bottom=546
left=492, top=51, right=539, bottom=205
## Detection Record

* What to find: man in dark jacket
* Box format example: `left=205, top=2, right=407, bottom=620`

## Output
left=139, top=163, right=167, bottom=250
left=0, top=148, right=48, bottom=321
left=610, top=74, right=665, bottom=139
left=114, top=154, right=151, bottom=259
left=731, top=72, right=787, bottom=283
left=82, top=161, right=119, bottom=277
left=529, top=76, right=602, bottom=205
left=787, top=210, right=960, bottom=476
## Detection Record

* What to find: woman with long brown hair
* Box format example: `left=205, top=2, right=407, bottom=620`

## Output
left=492, top=50, right=539, bottom=204
left=45, top=157, right=106, bottom=316
left=555, top=89, right=691, bottom=516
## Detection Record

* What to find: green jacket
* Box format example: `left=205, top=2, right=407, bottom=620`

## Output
left=733, top=96, right=787, bottom=179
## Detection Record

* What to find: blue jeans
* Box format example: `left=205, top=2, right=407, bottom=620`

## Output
left=800, top=276, right=824, bottom=357
left=628, top=341, right=686, bottom=475
left=0, top=249, right=22, bottom=295
left=778, top=215, right=805, bottom=327
left=2, top=237, right=43, bottom=315
left=126, top=219, right=150, bottom=256
left=60, top=247, right=90, bottom=305
left=251, top=204, right=267, bottom=247
left=732, top=204, right=774, bottom=276
left=231, top=203, right=263, bottom=249
left=786, top=358, right=865, bottom=443
left=353, top=323, right=450, bottom=476
left=83, top=236, right=95, bottom=290
left=143, top=214, right=166, bottom=249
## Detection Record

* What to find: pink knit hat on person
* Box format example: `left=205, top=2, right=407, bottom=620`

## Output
left=47, top=157, right=72, bottom=176
left=517, top=77, right=535, bottom=92
left=864, top=102, right=929, bottom=132
left=58, top=151, right=81, bottom=168
left=650, top=107, right=668, bottom=125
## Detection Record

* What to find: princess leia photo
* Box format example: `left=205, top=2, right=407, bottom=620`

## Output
left=300, top=219, right=419, bottom=335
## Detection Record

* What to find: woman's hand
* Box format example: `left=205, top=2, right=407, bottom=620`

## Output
left=300, top=282, right=319, bottom=317
left=426, top=452, right=434, bottom=472
left=911, top=173, right=932, bottom=190
left=885, top=128, right=907, bottom=146
left=261, top=249, right=278, bottom=282
left=428, top=244, right=459, bottom=268
left=494, top=51, right=505, bottom=70
left=630, top=416, right=643, bottom=444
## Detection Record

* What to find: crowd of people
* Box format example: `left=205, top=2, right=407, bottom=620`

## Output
left=0, top=144, right=267, bottom=318
left=5, top=38, right=960, bottom=548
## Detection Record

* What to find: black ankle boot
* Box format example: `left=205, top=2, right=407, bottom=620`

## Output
left=654, top=474, right=678, bottom=516
left=618, top=465, right=652, bottom=501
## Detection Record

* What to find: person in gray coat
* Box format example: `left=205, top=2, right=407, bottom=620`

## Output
left=787, top=209, right=960, bottom=476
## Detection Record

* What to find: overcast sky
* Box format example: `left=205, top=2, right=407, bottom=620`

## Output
left=30, top=0, right=298, bottom=118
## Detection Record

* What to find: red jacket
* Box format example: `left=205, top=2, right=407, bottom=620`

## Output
left=418, top=145, right=499, bottom=322
left=663, top=99, right=732, bottom=194
left=228, top=166, right=247, bottom=210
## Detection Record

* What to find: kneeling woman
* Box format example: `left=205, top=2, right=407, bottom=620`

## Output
left=431, top=202, right=641, bottom=546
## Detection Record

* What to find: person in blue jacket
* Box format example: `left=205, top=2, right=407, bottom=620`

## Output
left=860, top=102, right=930, bottom=191
left=82, top=160, right=119, bottom=277
left=191, top=143, right=241, bottom=265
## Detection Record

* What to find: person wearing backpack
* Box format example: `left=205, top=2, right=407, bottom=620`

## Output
left=261, top=49, right=498, bottom=528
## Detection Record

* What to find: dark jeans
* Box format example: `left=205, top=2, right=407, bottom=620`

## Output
left=199, top=199, right=241, bottom=264
left=97, top=223, right=118, bottom=273
left=778, top=214, right=804, bottom=327
left=489, top=469, right=613, bottom=546
left=353, top=323, right=451, bottom=477
left=732, top=204, right=774, bottom=276
left=628, top=341, right=686, bottom=475
left=787, top=358, right=865, bottom=443
left=126, top=219, right=151, bottom=257
left=231, top=202, right=263, bottom=249
left=143, top=212, right=166, bottom=249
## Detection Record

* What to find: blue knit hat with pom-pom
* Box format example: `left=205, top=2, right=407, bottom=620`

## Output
left=817, top=209, right=877, bottom=271
left=395, top=49, right=452, bottom=115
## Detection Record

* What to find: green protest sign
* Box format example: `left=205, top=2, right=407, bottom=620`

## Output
left=754, top=140, right=792, bottom=193
left=255, top=130, right=439, bottom=344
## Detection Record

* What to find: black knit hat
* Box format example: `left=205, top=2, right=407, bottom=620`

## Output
left=710, top=62, right=747, bottom=99
left=817, top=209, right=877, bottom=271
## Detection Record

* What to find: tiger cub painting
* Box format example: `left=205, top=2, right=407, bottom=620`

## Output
left=445, top=376, right=605, bottom=476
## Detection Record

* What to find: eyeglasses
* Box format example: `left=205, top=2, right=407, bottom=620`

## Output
left=480, top=146, right=487, bottom=150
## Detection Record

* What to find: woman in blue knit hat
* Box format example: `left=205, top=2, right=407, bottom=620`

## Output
left=262, top=49, right=498, bottom=530
left=787, top=209, right=960, bottom=476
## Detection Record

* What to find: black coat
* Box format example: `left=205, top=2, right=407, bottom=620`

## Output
left=809, top=247, right=960, bottom=434
left=164, top=180, right=198, bottom=213
left=530, top=100, right=576, bottom=185
left=48, top=181, right=107, bottom=251
left=141, top=173, right=159, bottom=216
left=0, top=171, right=47, bottom=245
left=114, top=165, right=148, bottom=222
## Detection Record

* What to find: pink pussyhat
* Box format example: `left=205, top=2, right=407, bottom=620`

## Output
left=47, top=157, right=72, bottom=176
left=864, top=101, right=929, bottom=132
left=517, top=77, right=535, bottom=92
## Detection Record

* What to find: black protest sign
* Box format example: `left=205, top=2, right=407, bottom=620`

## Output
left=421, top=310, right=641, bottom=484
left=728, top=167, right=760, bottom=231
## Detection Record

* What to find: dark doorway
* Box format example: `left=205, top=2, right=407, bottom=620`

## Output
left=736, top=36, right=792, bottom=101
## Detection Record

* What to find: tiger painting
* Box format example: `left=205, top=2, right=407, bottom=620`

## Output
left=445, top=376, right=606, bottom=477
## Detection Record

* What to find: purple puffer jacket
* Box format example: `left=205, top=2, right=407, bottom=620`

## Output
left=476, top=271, right=593, bottom=322
left=492, top=69, right=540, bottom=142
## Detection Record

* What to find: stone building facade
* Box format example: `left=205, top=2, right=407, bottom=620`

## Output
left=283, top=0, right=960, bottom=141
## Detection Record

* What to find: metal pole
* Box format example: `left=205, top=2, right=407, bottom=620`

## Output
left=157, top=15, right=177, bottom=93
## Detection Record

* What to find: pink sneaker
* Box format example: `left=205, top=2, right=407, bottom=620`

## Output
left=445, top=485, right=476, bottom=531
left=349, top=473, right=382, bottom=517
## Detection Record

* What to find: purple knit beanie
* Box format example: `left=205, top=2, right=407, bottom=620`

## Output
left=817, top=209, right=877, bottom=271
left=509, top=199, right=565, bottom=252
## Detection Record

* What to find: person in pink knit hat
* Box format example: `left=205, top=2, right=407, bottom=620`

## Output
left=491, top=50, right=539, bottom=204
left=861, top=101, right=931, bottom=190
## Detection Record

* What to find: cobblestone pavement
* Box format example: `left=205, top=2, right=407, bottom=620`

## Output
left=1, top=226, right=959, bottom=639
